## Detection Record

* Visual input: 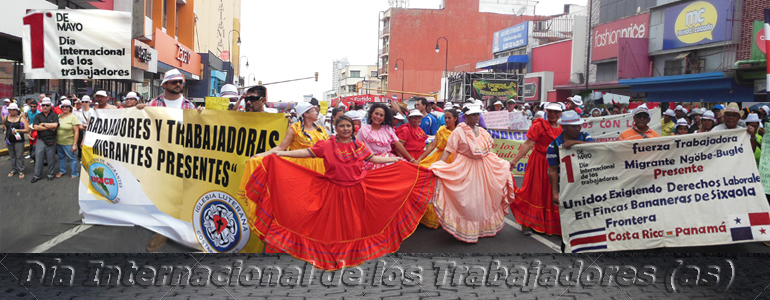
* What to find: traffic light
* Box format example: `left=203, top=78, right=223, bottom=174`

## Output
left=314, top=72, right=318, bottom=82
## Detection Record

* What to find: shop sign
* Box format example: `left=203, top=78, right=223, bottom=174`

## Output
left=592, top=13, right=649, bottom=61
left=751, top=21, right=766, bottom=60
left=493, top=22, right=528, bottom=53
left=22, top=9, right=131, bottom=79
left=132, top=39, right=157, bottom=73
left=523, top=77, right=540, bottom=101
left=663, top=0, right=732, bottom=50
left=154, top=28, right=201, bottom=76
left=471, top=80, right=518, bottom=102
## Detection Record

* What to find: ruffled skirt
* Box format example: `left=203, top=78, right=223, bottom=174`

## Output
left=511, top=149, right=561, bottom=235
left=244, top=155, right=437, bottom=270
left=429, top=153, right=515, bottom=243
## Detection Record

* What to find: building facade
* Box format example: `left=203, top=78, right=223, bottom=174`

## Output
left=337, top=65, right=379, bottom=98
left=378, top=0, right=536, bottom=101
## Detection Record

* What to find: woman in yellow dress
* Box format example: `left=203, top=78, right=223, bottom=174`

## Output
left=238, top=102, right=329, bottom=251
left=415, top=108, right=458, bottom=228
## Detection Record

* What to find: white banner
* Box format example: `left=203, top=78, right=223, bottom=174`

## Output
left=22, top=10, right=131, bottom=79
left=558, top=129, right=770, bottom=253
left=581, top=107, right=662, bottom=142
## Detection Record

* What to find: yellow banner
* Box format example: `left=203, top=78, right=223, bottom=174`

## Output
left=205, top=97, right=230, bottom=110
left=487, top=129, right=531, bottom=177
left=320, top=101, right=329, bottom=115
left=79, top=108, right=287, bottom=253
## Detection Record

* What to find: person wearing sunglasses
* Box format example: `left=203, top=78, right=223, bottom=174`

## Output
left=31, top=97, right=60, bottom=183
left=617, top=104, right=660, bottom=141
left=136, top=69, right=203, bottom=114
left=123, top=92, right=140, bottom=108
left=231, top=85, right=267, bottom=112
left=54, top=100, right=81, bottom=179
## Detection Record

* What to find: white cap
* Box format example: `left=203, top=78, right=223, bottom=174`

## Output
left=394, top=113, right=405, bottom=120
left=161, top=69, right=185, bottom=85
left=290, top=109, right=296, bottom=113
left=536, top=111, right=545, bottom=119
left=632, top=104, right=650, bottom=117
left=95, top=90, right=108, bottom=98
left=60, top=96, right=67, bottom=100
left=569, top=95, right=583, bottom=106
left=558, top=110, right=584, bottom=125
left=524, top=103, right=530, bottom=107
left=675, top=118, right=689, bottom=128
left=345, top=110, right=363, bottom=120
left=60, top=100, right=72, bottom=107
left=761, top=106, right=770, bottom=115
left=444, top=102, right=453, bottom=109
left=125, top=92, right=138, bottom=100
left=702, top=111, right=716, bottom=121
left=664, top=109, right=676, bottom=117
left=465, top=106, right=483, bottom=115
left=675, top=105, right=684, bottom=111
left=295, top=102, right=314, bottom=116
left=745, top=113, right=761, bottom=123
left=453, top=103, right=461, bottom=108
left=220, top=84, right=239, bottom=99
left=545, top=103, right=563, bottom=111
left=408, top=109, right=423, bottom=117
left=2, top=98, right=9, bottom=103
left=493, top=101, right=504, bottom=106
left=41, top=97, right=52, bottom=105
left=7, top=103, right=19, bottom=110
left=81, top=95, right=91, bottom=102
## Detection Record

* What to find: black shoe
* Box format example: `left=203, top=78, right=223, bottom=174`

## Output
left=31, top=177, right=41, bottom=183
left=47, top=176, right=54, bottom=181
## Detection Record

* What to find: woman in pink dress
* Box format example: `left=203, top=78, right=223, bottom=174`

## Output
left=356, top=103, right=417, bottom=170
left=428, top=106, right=517, bottom=243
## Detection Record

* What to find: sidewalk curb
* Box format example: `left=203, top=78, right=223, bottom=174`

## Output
left=0, top=144, right=31, bottom=156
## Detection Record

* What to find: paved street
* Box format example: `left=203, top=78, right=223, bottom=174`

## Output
left=3, top=138, right=770, bottom=255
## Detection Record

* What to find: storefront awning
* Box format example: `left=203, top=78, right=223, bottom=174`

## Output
left=619, top=72, right=754, bottom=102
left=475, top=55, right=529, bottom=70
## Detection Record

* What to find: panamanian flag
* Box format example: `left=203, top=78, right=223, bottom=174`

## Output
left=728, top=212, right=770, bottom=241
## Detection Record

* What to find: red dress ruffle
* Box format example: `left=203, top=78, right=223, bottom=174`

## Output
left=245, top=141, right=436, bottom=270
left=511, top=118, right=563, bottom=235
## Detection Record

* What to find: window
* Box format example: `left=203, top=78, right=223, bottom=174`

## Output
left=145, top=0, right=152, bottom=18
left=175, top=6, right=179, bottom=34
left=685, top=58, right=705, bottom=74
left=371, top=71, right=378, bottom=77
left=350, top=71, right=360, bottom=78
left=664, top=59, right=684, bottom=76
left=348, top=85, right=356, bottom=92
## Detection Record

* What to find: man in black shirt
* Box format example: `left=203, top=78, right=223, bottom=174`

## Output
left=31, top=97, right=59, bottom=183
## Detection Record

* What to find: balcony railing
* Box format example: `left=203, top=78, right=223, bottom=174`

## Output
left=379, top=26, right=390, bottom=37
left=379, top=46, right=389, bottom=56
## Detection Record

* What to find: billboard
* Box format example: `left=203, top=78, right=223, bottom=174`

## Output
left=523, top=77, right=540, bottom=101
left=592, top=13, right=649, bottom=62
left=492, top=22, right=528, bottom=53
left=662, top=0, right=733, bottom=50
left=471, top=79, right=518, bottom=102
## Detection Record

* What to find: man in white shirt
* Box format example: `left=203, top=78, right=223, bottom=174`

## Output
left=137, top=69, right=203, bottom=112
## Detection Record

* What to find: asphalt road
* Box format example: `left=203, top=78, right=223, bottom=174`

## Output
left=2, top=137, right=770, bottom=254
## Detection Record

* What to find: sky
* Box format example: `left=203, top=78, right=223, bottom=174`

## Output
left=239, top=0, right=585, bottom=102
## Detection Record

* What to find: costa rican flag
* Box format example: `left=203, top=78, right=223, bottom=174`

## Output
left=728, top=212, right=770, bottom=241
left=568, top=227, right=607, bottom=253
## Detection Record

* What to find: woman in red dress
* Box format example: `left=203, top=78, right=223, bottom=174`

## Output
left=510, top=103, right=563, bottom=236
left=396, top=109, right=428, bottom=160
left=244, top=116, right=437, bottom=270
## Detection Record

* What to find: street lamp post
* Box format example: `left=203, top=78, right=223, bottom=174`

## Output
left=227, top=29, right=242, bottom=62
left=394, top=58, right=405, bottom=101
left=248, top=73, right=256, bottom=86
left=435, top=37, right=449, bottom=102
left=238, top=56, right=249, bottom=86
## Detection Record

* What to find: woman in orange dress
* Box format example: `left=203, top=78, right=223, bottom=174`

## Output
left=510, top=103, right=563, bottom=236
left=415, top=109, right=458, bottom=229
left=428, top=107, right=516, bottom=242
left=244, top=116, right=437, bottom=270
left=238, top=102, right=328, bottom=252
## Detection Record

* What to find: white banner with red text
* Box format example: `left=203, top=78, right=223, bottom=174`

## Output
left=22, top=9, right=131, bottom=80
left=558, top=129, right=770, bottom=253
left=581, top=107, right=662, bottom=142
